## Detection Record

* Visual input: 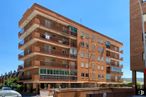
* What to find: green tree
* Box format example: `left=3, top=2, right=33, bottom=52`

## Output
left=4, top=77, right=22, bottom=91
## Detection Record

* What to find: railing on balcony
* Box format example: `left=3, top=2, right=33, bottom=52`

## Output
left=40, top=75, right=77, bottom=81
left=19, top=52, right=24, bottom=59
left=19, top=50, right=32, bottom=59
left=19, top=40, right=24, bottom=47
left=19, top=29, right=24, bottom=37
left=40, top=47, right=69, bottom=57
left=19, top=75, right=32, bottom=80
left=40, top=61, right=69, bottom=69
left=40, top=33, right=69, bottom=46
left=24, top=63, right=32, bottom=68
left=40, top=19, right=70, bottom=35
left=110, top=63, right=123, bottom=68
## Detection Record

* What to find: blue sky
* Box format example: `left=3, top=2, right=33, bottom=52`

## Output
left=0, top=0, right=142, bottom=78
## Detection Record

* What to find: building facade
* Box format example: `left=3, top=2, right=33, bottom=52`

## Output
left=18, top=3, right=123, bottom=91
left=130, top=0, right=146, bottom=89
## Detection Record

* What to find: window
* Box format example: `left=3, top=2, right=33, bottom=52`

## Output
left=81, top=62, right=84, bottom=67
left=81, top=73, right=84, bottom=77
left=85, top=33, right=89, bottom=39
left=106, top=57, right=111, bottom=64
left=80, top=52, right=84, bottom=58
left=68, top=25, right=77, bottom=33
left=97, top=56, right=101, bottom=61
left=85, top=73, right=89, bottom=77
left=98, top=47, right=104, bottom=53
left=97, top=38, right=104, bottom=44
left=62, top=49, right=67, bottom=54
left=85, top=53, right=89, bottom=58
left=101, top=66, right=104, bottom=70
left=91, top=35, right=96, bottom=41
left=26, top=71, right=30, bottom=76
left=106, top=74, right=111, bottom=80
left=70, top=48, right=77, bottom=55
left=105, top=41, right=111, bottom=48
left=86, top=43, right=89, bottom=48
left=45, top=20, right=51, bottom=28
left=97, top=66, right=100, bottom=70
left=92, top=44, right=96, bottom=50
left=85, top=63, right=89, bottom=68
left=40, top=69, right=46, bottom=74
left=101, top=57, right=104, bottom=62
left=80, top=42, right=85, bottom=47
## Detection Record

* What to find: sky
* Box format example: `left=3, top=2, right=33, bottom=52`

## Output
left=0, top=0, right=142, bottom=78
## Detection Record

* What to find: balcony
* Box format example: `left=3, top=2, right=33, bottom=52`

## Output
left=19, top=75, right=32, bottom=80
left=106, top=54, right=123, bottom=61
left=19, top=18, right=40, bottom=38
left=40, top=33, right=70, bottom=46
left=18, top=50, right=32, bottom=60
left=19, top=32, right=72, bottom=49
left=18, top=52, right=24, bottom=59
left=40, top=48, right=69, bottom=58
left=110, top=63, right=123, bottom=68
left=40, top=61, right=69, bottom=69
left=19, top=46, right=72, bottom=60
left=40, top=75, right=77, bottom=81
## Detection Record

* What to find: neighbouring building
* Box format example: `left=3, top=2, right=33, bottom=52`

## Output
left=0, top=3, right=123, bottom=92
left=130, top=0, right=146, bottom=89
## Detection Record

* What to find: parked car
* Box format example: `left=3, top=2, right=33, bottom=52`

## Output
left=0, top=87, right=22, bottom=97
left=1, top=87, right=12, bottom=90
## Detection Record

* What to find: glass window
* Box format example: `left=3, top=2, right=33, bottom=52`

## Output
left=97, top=56, right=101, bottom=61
left=80, top=52, right=84, bottom=58
left=85, top=63, right=89, bottom=68
left=105, top=41, right=111, bottom=48
left=80, top=42, right=85, bottom=47
left=81, top=73, right=84, bottom=77
left=101, top=66, right=104, bottom=70
left=97, top=38, right=104, bottom=44
left=97, top=66, right=100, bottom=70
left=85, top=73, right=89, bottom=77
left=40, top=69, right=46, bottom=74
left=81, top=62, right=84, bottom=67
left=45, top=20, right=51, bottom=28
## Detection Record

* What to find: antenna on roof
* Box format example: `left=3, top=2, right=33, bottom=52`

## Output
left=79, top=18, right=82, bottom=24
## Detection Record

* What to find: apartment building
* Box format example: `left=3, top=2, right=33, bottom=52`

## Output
left=18, top=3, right=123, bottom=92
left=130, top=0, right=146, bottom=89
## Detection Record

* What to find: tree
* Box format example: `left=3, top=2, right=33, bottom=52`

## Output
left=4, top=77, right=22, bottom=91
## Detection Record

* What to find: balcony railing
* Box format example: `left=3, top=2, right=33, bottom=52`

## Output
left=40, top=48, right=69, bottom=57
left=40, top=75, right=77, bottom=81
left=18, top=29, right=24, bottom=37
left=19, top=32, right=74, bottom=49
left=19, top=75, right=32, bottom=80
left=19, top=18, right=39, bottom=37
left=18, top=52, right=24, bottom=59
left=40, top=33, right=69, bottom=46
left=110, top=63, right=123, bottom=68
left=40, top=61, right=69, bottom=69
left=18, top=50, right=32, bottom=59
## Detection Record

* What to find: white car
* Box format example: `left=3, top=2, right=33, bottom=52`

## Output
left=0, top=87, right=22, bottom=97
